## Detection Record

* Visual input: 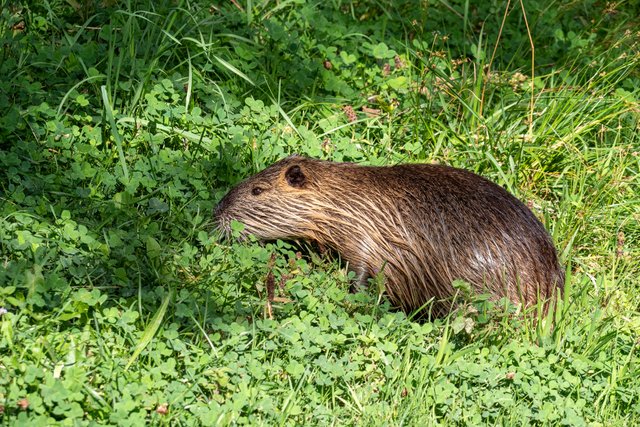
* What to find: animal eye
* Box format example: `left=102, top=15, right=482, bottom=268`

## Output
left=251, top=187, right=264, bottom=196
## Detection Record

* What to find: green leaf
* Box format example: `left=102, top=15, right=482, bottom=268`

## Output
left=75, top=94, right=89, bottom=107
left=372, top=42, right=396, bottom=59
left=387, top=76, right=408, bottom=90
left=146, top=236, right=162, bottom=260
left=285, top=360, right=305, bottom=378
left=339, top=51, right=357, bottom=65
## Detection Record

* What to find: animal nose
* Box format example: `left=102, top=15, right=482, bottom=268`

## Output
left=214, top=197, right=226, bottom=219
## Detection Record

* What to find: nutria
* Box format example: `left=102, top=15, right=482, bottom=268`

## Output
left=215, top=155, right=564, bottom=316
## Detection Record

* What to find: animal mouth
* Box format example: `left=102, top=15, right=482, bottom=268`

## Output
left=214, top=213, right=252, bottom=242
left=214, top=194, right=230, bottom=217
left=213, top=213, right=232, bottom=240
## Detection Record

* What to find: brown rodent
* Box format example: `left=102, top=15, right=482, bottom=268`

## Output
left=215, top=155, right=564, bottom=316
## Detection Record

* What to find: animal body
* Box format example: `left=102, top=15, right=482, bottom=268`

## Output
left=215, top=155, right=564, bottom=315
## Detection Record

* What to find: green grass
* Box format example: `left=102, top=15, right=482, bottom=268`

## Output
left=1, top=0, right=639, bottom=425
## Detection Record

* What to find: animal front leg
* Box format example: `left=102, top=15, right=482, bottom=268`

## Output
left=348, top=263, right=370, bottom=293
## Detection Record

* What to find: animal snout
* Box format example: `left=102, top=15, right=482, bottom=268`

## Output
left=214, top=197, right=227, bottom=219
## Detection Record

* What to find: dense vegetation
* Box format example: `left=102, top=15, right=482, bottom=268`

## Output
left=1, top=0, right=639, bottom=424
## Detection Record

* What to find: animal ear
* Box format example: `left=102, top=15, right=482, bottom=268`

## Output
left=285, top=165, right=306, bottom=188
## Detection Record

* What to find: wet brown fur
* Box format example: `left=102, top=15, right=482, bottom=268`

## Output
left=215, top=155, right=564, bottom=316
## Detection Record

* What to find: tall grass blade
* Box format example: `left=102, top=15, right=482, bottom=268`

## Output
left=125, top=288, right=173, bottom=371
left=101, top=85, right=129, bottom=181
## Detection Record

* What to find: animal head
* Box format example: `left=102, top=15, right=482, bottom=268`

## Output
left=214, top=155, right=326, bottom=240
